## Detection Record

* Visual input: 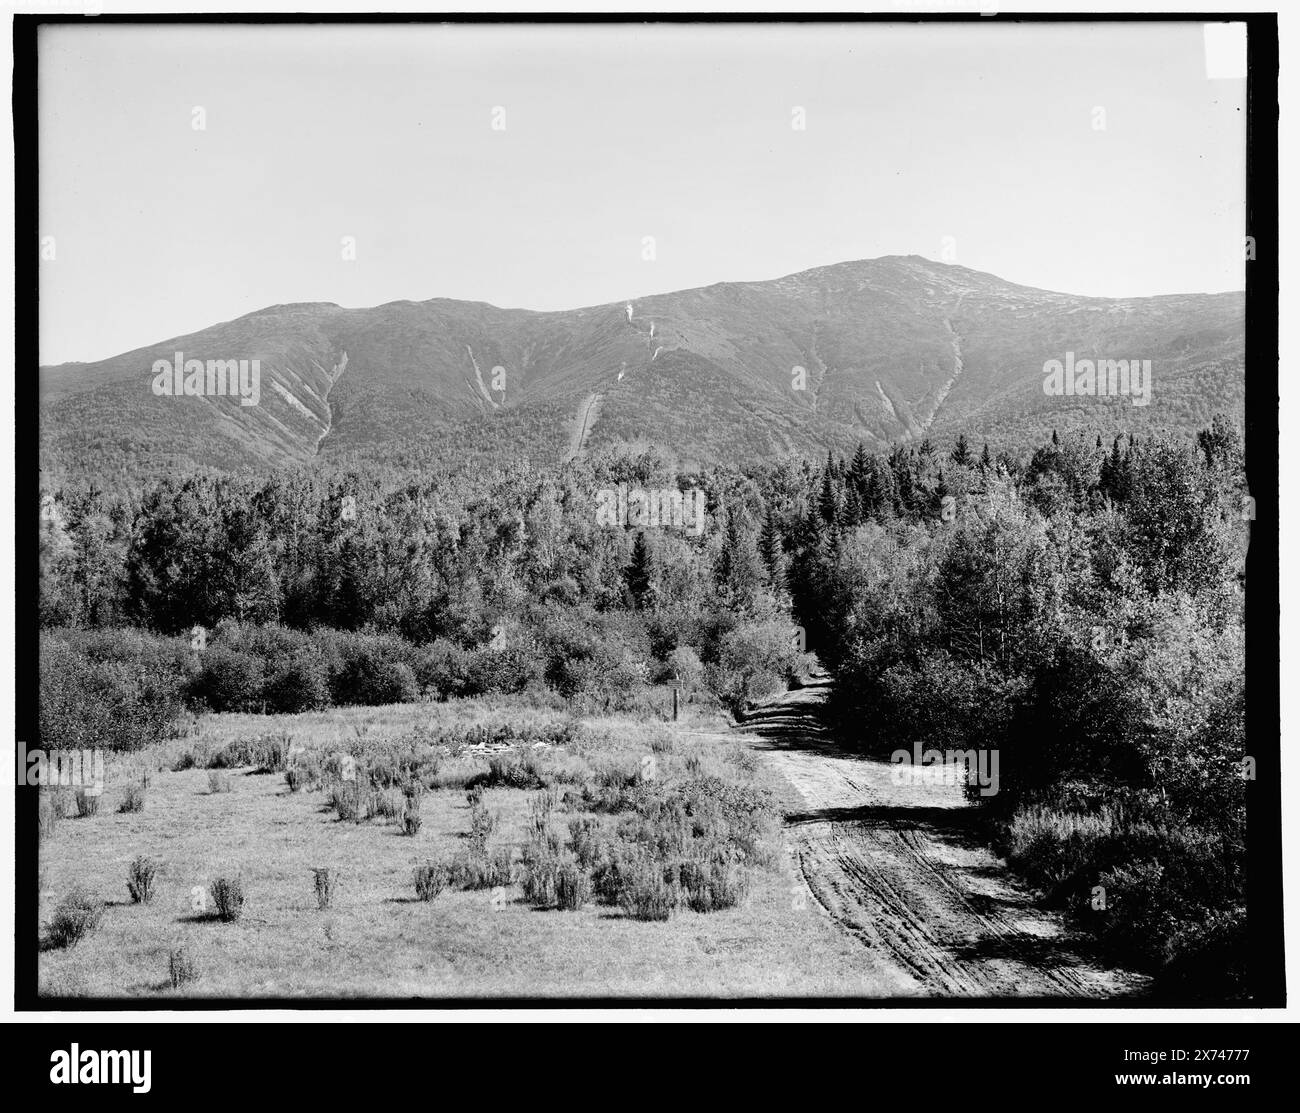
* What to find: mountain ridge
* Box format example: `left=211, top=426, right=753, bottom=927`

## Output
left=39, top=255, right=1245, bottom=487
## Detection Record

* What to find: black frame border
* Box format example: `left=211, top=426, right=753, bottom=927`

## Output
left=13, top=9, right=1282, bottom=1012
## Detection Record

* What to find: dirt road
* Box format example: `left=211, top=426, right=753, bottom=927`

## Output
left=733, top=676, right=1148, bottom=999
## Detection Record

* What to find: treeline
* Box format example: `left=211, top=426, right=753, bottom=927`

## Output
left=38, top=445, right=812, bottom=748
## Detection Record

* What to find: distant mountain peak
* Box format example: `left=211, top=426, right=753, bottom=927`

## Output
left=39, top=259, right=1244, bottom=489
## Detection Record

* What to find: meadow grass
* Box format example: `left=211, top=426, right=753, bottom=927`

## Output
left=38, top=696, right=879, bottom=998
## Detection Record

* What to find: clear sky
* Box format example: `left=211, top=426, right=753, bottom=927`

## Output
left=38, top=21, right=1246, bottom=365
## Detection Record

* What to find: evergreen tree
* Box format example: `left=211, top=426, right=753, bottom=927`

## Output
left=625, top=530, right=654, bottom=609
left=849, top=441, right=871, bottom=500
left=844, top=485, right=863, bottom=528
left=818, top=466, right=839, bottom=525
left=715, top=505, right=765, bottom=605
left=867, top=458, right=899, bottom=518
left=1099, top=436, right=1132, bottom=504
left=759, top=507, right=788, bottom=593
left=951, top=433, right=973, bottom=467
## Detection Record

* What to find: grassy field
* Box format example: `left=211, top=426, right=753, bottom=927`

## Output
left=37, top=699, right=880, bottom=999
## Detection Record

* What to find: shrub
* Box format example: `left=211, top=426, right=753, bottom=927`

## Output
left=680, top=854, right=749, bottom=913
left=529, top=787, right=560, bottom=829
left=868, top=651, right=1027, bottom=786
left=329, top=781, right=363, bottom=822
left=311, top=868, right=335, bottom=910
left=708, top=619, right=811, bottom=715
left=520, top=844, right=559, bottom=909
left=207, top=770, right=231, bottom=794
left=168, top=947, right=198, bottom=989
left=210, top=731, right=292, bottom=772
left=254, top=732, right=294, bottom=773
left=188, top=645, right=266, bottom=713
left=618, top=858, right=677, bottom=922
left=592, top=853, right=628, bottom=906
left=462, top=640, right=544, bottom=697
left=536, top=609, right=652, bottom=709
left=119, top=780, right=147, bottom=814
left=285, top=760, right=320, bottom=793
left=401, top=804, right=423, bottom=837
left=47, top=887, right=105, bottom=948
left=262, top=645, right=331, bottom=713
left=568, top=816, right=605, bottom=870
left=363, top=735, right=440, bottom=791
left=126, top=856, right=158, bottom=904
left=489, top=845, right=516, bottom=887
left=209, top=876, right=245, bottom=922
left=477, top=750, right=547, bottom=790
left=556, top=858, right=591, bottom=911
left=413, top=639, right=473, bottom=699
left=468, top=801, right=497, bottom=847
left=666, top=645, right=705, bottom=695
left=324, top=633, right=419, bottom=707
left=74, top=789, right=101, bottom=817
left=413, top=861, right=449, bottom=901
left=40, top=632, right=187, bottom=753
left=451, top=844, right=514, bottom=890
left=171, top=743, right=211, bottom=772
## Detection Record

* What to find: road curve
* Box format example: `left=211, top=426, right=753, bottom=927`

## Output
left=733, top=677, right=1149, bottom=999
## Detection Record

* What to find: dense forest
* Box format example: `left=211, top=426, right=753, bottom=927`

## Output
left=37, top=413, right=1251, bottom=998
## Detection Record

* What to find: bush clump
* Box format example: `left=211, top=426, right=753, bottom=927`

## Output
left=618, top=858, right=677, bottom=922
left=679, top=854, right=749, bottom=913
left=39, top=631, right=188, bottom=753
left=262, top=646, right=332, bottom=713
left=126, top=856, right=158, bottom=904
left=413, top=861, right=450, bottom=902
left=119, top=780, right=147, bottom=814
left=520, top=845, right=559, bottom=909
left=329, top=781, right=363, bottom=822
left=168, top=947, right=198, bottom=989
left=451, top=844, right=514, bottom=890
left=322, top=632, right=420, bottom=706
left=209, top=876, right=245, bottom=922
left=47, top=887, right=105, bottom=948
left=188, top=645, right=266, bottom=713
left=555, top=858, right=591, bottom=911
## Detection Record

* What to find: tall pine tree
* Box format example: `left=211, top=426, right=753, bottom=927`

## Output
left=759, top=507, right=787, bottom=593
left=625, top=530, right=654, bottom=609
left=951, top=434, right=972, bottom=467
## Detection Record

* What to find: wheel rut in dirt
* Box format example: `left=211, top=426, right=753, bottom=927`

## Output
left=732, top=676, right=1149, bottom=999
